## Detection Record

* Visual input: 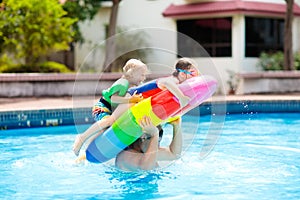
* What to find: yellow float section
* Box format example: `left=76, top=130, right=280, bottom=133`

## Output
left=131, top=97, right=181, bottom=125
left=130, top=97, right=162, bottom=126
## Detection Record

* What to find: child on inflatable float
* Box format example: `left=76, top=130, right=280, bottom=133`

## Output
left=73, top=59, right=148, bottom=156
left=92, top=59, right=148, bottom=122
left=72, top=57, right=199, bottom=158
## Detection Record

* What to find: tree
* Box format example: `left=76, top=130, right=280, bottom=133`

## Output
left=284, top=0, right=295, bottom=70
left=62, top=0, right=103, bottom=43
left=0, top=0, right=76, bottom=67
left=103, top=0, right=121, bottom=72
left=108, top=27, right=152, bottom=72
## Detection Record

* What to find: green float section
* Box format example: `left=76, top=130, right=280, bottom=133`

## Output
left=112, top=111, right=142, bottom=145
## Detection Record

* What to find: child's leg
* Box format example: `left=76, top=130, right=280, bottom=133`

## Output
left=109, top=103, right=133, bottom=123
left=72, top=120, right=109, bottom=156
left=84, top=129, right=104, bottom=148
left=73, top=129, right=105, bottom=163
left=74, top=154, right=86, bottom=164
left=72, top=103, right=134, bottom=156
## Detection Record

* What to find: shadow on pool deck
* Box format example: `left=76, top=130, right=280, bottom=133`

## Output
left=1, top=94, right=300, bottom=112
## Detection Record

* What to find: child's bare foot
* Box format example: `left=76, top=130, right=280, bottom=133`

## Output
left=73, top=134, right=84, bottom=156
left=74, top=154, right=86, bottom=164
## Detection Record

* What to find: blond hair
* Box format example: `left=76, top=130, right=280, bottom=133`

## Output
left=123, top=59, right=148, bottom=77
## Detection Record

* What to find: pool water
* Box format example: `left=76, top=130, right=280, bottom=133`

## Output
left=1, top=113, right=299, bottom=199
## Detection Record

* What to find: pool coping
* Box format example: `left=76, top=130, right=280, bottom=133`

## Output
left=1, top=95, right=300, bottom=130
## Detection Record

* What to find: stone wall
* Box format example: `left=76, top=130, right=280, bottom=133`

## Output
left=0, top=73, right=165, bottom=97
left=237, top=71, right=300, bottom=94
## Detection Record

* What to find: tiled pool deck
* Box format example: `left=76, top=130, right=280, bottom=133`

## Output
left=1, top=95, right=300, bottom=130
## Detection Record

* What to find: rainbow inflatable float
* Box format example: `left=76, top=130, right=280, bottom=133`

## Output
left=86, top=75, right=217, bottom=163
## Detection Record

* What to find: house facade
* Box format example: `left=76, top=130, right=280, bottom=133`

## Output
left=75, top=0, right=300, bottom=94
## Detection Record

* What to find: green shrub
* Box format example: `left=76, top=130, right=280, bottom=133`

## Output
left=294, top=52, right=300, bottom=70
left=257, top=51, right=284, bottom=71
left=0, top=0, right=76, bottom=67
left=0, top=54, right=13, bottom=68
left=0, top=64, right=28, bottom=73
left=0, top=61, right=72, bottom=73
left=39, top=61, right=73, bottom=73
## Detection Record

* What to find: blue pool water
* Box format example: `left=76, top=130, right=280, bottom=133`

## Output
left=1, top=113, right=299, bottom=199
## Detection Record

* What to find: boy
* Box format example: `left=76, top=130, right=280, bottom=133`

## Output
left=73, top=59, right=148, bottom=156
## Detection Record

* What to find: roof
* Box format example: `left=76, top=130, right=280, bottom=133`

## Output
left=162, top=0, right=300, bottom=18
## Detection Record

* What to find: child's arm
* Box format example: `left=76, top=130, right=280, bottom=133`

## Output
left=157, top=77, right=189, bottom=107
left=111, top=92, right=143, bottom=104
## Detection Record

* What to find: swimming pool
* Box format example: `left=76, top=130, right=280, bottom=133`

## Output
left=1, top=112, right=299, bottom=199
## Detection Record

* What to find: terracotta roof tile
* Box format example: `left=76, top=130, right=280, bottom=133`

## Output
left=163, top=0, right=300, bottom=17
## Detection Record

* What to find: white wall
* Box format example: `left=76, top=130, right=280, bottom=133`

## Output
left=75, top=0, right=300, bottom=94
left=75, top=7, right=110, bottom=72
left=117, top=0, right=178, bottom=73
left=294, top=17, right=300, bottom=53
left=75, top=0, right=178, bottom=73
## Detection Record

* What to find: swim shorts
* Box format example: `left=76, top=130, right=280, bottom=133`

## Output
left=92, top=97, right=112, bottom=121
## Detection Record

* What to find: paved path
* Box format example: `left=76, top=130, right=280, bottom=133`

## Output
left=0, top=96, right=97, bottom=111
left=1, top=94, right=300, bottom=112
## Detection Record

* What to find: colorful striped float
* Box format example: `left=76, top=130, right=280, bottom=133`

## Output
left=86, top=75, right=217, bottom=163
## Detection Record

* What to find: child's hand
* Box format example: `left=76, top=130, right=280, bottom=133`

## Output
left=189, top=68, right=200, bottom=77
left=129, top=93, right=143, bottom=103
left=168, top=116, right=181, bottom=126
left=179, top=95, right=190, bottom=107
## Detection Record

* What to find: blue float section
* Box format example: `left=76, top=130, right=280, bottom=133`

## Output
left=127, top=79, right=158, bottom=95
left=86, top=141, right=107, bottom=163
left=86, top=126, right=128, bottom=163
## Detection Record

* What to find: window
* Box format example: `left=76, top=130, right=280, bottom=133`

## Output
left=245, top=17, right=284, bottom=57
left=177, top=18, right=232, bottom=57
